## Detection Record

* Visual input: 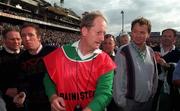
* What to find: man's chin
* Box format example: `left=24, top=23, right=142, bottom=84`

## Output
left=96, top=44, right=101, bottom=48
left=95, top=46, right=100, bottom=50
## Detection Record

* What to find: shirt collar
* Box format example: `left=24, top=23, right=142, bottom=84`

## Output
left=3, top=44, right=20, bottom=54
left=111, top=51, right=116, bottom=56
left=72, top=40, right=102, bottom=60
left=131, top=41, right=146, bottom=52
left=160, top=44, right=175, bottom=56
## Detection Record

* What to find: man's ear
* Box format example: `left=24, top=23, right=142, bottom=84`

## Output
left=81, top=27, right=88, bottom=37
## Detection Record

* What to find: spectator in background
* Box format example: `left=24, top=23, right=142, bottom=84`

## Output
left=113, top=17, right=158, bottom=111
left=117, top=32, right=131, bottom=47
left=43, top=11, right=116, bottom=111
left=101, top=34, right=116, bottom=60
left=0, top=26, right=24, bottom=111
left=101, top=34, right=120, bottom=111
left=14, top=23, right=56, bottom=111
left=152, top=28, right=180, bottom=111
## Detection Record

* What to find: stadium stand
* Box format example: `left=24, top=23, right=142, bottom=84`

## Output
left=0, top=0, right=81, bottom=47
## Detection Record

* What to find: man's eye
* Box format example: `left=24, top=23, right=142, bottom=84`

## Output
left=97, top=32, right=106, bottom=35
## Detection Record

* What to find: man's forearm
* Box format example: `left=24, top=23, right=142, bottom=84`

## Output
left=43, top=73, right=56, bottom=100
left=88, top=70, right=114, bottom=111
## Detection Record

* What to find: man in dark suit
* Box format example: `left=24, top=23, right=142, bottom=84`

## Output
left=152, top=28, right=180, bottom=111
left=0, top=25, right=23, bottom=111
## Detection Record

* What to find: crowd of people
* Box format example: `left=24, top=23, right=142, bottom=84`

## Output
left=0, top=22, right=80, bottom=48
left=0, top=10, right=180, bottom=111
left=41, top=28, right=80, bottom=47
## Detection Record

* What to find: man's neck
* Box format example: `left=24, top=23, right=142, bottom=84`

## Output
left=28, top=44, right=42, bottom=55
left=132, top=42, right=146, bottom=51
left=162, top=45, right=173, bottom=52
left=78, top=40, right=94, bottom=56
left=3, top=45, right=20, bottom=54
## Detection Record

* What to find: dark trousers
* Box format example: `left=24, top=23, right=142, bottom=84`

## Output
left=152, top=80, right=180, bottom=111
left=107, top=98, right=123, bottom=111
left=124, top=98, right=153, bottom=111
left=26, top=101, right=51, bottom=111
left=151, top=80, right=163, bottom=111
left=159, top=87, right=180, bottom=111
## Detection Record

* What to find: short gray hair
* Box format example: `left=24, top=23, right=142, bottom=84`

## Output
left=120, top=32, right=131, bottom=41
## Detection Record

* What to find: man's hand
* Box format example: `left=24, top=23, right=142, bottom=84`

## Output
left=50, top=94, right=66, bottom=111
left=83, top=107, right=92, bottom=111
left=157, top=58, right=170, bottom=68
left=13, top=92, right=26, bottom=107
left=5, top=88, right=18, bottom=97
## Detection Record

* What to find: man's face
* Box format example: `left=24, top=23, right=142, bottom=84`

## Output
left=161, top=30, right=176, bottom=47
left=120, top=36, right=129, bottom=46
left=4, top=31, right=22, bottom=52
left=102, top=37, right=115, bottom=54
left=82, top=17, right=107, bottom=51
left=131, top=23, right=150, bottom=47
left=21, top=27, right=41, bottom=51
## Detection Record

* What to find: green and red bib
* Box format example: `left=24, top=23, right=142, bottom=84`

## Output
left=43, top=44, right=115, bottom=111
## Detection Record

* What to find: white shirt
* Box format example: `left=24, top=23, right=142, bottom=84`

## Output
left=72, top=40, right=102, bottom=60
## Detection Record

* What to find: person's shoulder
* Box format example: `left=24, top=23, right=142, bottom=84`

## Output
left=19, top=49, right=29, bottom=56
left=175, top=47, right=180, bottom=52
left=118, top=44, right=129, bottom=51
left=43, top=45, right=58, bottom=50
left=174, top=47, right=180, bottom=57
left=151, top=45, right=160, bottom=51
left=0, top=48, right=10, bottom=56
left=18, top=50, right=30, bottom=62
left=42, top=45, right=58, bottom=54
